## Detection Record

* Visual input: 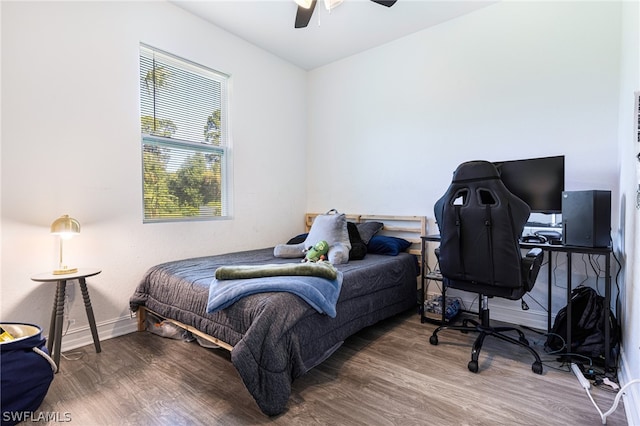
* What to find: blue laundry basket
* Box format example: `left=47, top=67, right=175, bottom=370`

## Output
left=1, top=323, right=56, bottom=426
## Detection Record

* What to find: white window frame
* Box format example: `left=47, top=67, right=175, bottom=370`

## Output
left=139, top=44, right=230, bottom=223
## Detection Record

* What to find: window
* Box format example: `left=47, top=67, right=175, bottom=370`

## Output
left=139, top=44, right=229, bottom=222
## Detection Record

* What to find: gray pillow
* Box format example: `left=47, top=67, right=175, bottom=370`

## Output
left=274, top=210, right=352, bottom=264
left=273, top=243, right=306, bottom=259
left=356, top=221, right=384, bottom=244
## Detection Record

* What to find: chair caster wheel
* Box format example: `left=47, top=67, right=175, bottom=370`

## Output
left=532, top=361, right=543, bottom=375
left=468, top=360, right=479, bottom=373
left=429, top=335, right=438, bottom=345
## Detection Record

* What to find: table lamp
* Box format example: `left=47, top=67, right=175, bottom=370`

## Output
left=50, top=215, right=80, bottom=275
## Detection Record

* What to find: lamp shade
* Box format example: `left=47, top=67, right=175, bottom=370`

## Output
left=50, top=215, right=80, bottom=275
left=295, top=0, right=314, bottom=8
left=50, top=215, right=80, bottom=236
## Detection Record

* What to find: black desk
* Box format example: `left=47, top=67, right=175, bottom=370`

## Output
left=420, top=235, right=614, bottom=370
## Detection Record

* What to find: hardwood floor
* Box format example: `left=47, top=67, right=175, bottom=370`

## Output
left=27, top=310, right=626, bottom=425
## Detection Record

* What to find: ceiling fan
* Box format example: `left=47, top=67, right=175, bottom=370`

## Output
left=294, top=0, right=398, bottom=29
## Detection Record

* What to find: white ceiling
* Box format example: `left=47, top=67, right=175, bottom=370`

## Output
left=170, top=0, right=496, bottom=70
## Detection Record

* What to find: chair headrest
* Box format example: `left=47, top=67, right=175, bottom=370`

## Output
left=452, top=160, right=500, bottom=183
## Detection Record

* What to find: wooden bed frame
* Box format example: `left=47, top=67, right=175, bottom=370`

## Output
left=136, top=213, right=428, bottom=352
left=304, top=213, right=427, bottom=259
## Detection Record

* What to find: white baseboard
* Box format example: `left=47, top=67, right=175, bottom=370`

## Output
left=618, top=347, right=640, bottom=425
left=58, top=315, right=138, bottom=353
left=486, top=302, right=549, bottom=331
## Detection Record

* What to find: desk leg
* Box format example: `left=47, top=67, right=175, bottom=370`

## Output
left=79, top=277, right=101, bottom=353
left=420, top=241, right=426, bottom=323
left=605, top=254, right=611, bottom=371
left=52, top=280, right=66, bottom=372
left=566, top=253, right=572, bottom=359
left=547, top=251, right=553, bottom=333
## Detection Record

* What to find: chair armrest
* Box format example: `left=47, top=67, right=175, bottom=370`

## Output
left=525, top=247, right=543, bottom=259
left=522, top=247, right=544, bottom=291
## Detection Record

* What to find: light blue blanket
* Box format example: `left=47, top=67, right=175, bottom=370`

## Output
left=207, top=271, right=343, bottom=318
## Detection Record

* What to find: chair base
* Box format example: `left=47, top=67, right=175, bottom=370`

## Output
left=429, top=316, right=543, bottom=375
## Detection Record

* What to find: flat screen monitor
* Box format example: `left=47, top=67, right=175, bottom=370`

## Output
left=493, top=155, right=565, bottom=214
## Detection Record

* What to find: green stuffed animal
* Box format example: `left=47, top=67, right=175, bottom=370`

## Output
left=303, top=240, right=329, bottom=263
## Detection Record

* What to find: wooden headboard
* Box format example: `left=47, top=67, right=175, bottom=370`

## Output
left=304, top=213, right=427, bottom=259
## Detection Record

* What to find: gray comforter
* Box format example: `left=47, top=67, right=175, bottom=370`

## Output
left=129, top=247, right=418, bottom=416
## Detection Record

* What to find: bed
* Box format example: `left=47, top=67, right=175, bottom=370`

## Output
left=129, top=213, right=426, bottom=416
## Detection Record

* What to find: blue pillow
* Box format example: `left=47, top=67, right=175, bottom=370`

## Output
left=367, top=235, right=411, bottom=256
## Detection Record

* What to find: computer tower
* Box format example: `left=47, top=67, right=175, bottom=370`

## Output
left=562, top=190, right=611, bottom=247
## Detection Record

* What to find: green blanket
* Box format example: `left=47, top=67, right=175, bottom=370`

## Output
left=214, top=262, right=338, bottom=281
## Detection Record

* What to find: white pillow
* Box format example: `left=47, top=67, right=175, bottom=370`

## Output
left=274, top=210, right=352, bottom=264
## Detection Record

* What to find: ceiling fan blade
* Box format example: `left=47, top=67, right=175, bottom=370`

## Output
left=295, top=0, right=317, bottom=28
left=370, top=0, right=397, bottom=7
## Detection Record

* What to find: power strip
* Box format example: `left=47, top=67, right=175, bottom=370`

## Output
left=571, top=363, right=591, bottom=390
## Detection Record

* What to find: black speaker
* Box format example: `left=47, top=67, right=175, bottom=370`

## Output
left=562, top=190, right=611, bottom=247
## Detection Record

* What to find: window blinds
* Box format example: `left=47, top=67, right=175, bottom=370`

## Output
left=139, top=44, right=229, bottom=221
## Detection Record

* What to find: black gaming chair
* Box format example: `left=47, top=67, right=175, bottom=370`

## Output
left=429, top=160, right=544, bottom=374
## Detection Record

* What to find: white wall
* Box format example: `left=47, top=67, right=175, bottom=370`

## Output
left=308, top=0, right=638, bottom=417
left=617, top=1, right=640, bottom=423
left=307, top=1, right=621, bottom=218
left=1, top=1, right=308, bottom=346
left=307, top=2, right=622, bottom=326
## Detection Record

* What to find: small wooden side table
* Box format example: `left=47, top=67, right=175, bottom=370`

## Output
left=31, top=268, right=102, bottom=371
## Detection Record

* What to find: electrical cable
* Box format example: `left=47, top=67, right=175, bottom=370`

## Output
left=460, top=294, right=479, bottom=313
left=552, top=251, right=566, bottom=290
left=59, top=296, right=86, bottom=362
left=588, top=254, right=604, bottom=294
left=579, top=378, right=640, bottom=424
left=539, top=361, right=571, bottom=373
left=611, top=248, right=622, bottom=344
left=539, top=332, right=600, bottom=373
left=577, top=254, right=590, bottom=287
left=523, top=293, right=548, bottom=312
